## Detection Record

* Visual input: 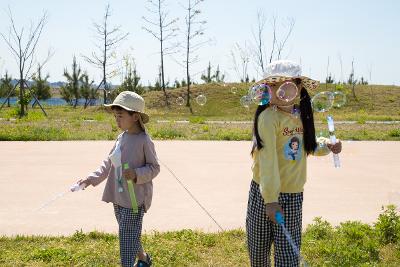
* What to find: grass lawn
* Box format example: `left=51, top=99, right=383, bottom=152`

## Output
left=1, top=206, right=400, bottom=266
left=0, top=83, right=399, bottom=141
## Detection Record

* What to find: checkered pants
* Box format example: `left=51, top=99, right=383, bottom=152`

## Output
left=113, top=204, right=145, bottom=267
left=246, top=180, right=303, bottom=267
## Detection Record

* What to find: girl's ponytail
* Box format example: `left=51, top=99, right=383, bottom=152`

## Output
left=251, top=104, right=268, bottom=156
left=300, top=87, right=317, bottom=155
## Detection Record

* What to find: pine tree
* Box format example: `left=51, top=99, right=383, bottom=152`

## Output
left=31, top=64, right=51, bottom=107
left=120, top=66, right=143, bottom=95
left=0, top=72, right=14, bottom=107
left=61, top=56, right=84, bottom=107
left=79, top=73, right=97, bottom=108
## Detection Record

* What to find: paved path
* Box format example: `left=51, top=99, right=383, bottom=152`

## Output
left=0, top=141, right=399, bottom=236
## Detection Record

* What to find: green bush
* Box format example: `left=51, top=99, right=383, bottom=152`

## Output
left=29, top=247, right=71, bottom=263
left=189, top=116, right=206, bottom=124
left=304, top=217, right=333, bottom=240
left=303, top=219, right=380, bottom=265
left=375, top=205, right=400, bottom=245
left=150, top=127, right=185, bottom=139
left=388, top=129, right=400, bottom=137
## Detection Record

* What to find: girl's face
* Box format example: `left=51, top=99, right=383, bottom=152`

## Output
left=268, top=80, right=300, bottom=106
left=291, top=141, right=299, bottom=150
left=113, top=109, right=140, bottom=131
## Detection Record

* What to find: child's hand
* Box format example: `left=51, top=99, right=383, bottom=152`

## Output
left=266, top=202, right=283, bottom=224
left=123, top=168, right=137, bottom=183
left=327, top=140, right=342, bottom=154
left=70, top=179, right=88, bottom=192
left=77, top=179, right=88, bottom=189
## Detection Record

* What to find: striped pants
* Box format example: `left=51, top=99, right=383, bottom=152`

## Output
left=246, top=180, right=303, bottom=267
left=113, top=204, right=145, bottom=267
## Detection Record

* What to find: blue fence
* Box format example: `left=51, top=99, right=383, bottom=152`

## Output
left=0, top=97, right=104, bottom=106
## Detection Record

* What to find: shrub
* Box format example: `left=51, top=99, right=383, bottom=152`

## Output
left=375, top=205, right=400, bottom=245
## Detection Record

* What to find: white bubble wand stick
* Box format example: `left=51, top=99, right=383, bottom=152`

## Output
left=34, top=182, right=86, bottom=212
left=275, top=212, right=309, bottom=266
left=327, top=115, right=340, bottom=168
left=70, top=182, right=86, bottom=192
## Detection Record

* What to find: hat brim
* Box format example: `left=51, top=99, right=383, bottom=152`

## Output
left=104, top=103, right=150, bottom=124
left=256, top=75, right=320, bottom=90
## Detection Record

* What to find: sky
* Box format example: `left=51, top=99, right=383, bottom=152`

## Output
left=0, top=0, right=399, bottom=86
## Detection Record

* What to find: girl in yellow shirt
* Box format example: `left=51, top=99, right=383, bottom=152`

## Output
left=246, top=60, right=342, bottom=266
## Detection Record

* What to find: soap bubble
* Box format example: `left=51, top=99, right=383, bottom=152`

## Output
left=196, top=94, right=207, bottom=106
left=311, top=91, right=334, bottom=112
left=249, top=83, right=271, bottom=105
left=276, top=81, right=298, bottom=102
left=176, top=96, right=185, bottom=106
left=240, top=95, right=252, bottom=108
left=332, top=91, right=347, bottom=108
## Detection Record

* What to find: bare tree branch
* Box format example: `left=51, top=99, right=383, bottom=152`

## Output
left=230, top=42, right=250, bottom=82
left=276, top=17, right=295, bottom=60
left=143, top=0, right=180, bottom=107
left=0, top=7, right=49, bottom=116
left=83, top=3, right=128, bottom=104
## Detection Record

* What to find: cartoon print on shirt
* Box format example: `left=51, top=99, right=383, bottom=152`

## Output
left=284, top=136, right=302, bottom=161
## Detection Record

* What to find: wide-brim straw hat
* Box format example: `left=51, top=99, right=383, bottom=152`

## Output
left=256, top=60, right=320, bottom=90
left=104, top=91, right=150, bottom=124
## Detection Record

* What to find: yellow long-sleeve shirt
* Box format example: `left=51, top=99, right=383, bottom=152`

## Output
left=252, top=108, right=307, bottom=203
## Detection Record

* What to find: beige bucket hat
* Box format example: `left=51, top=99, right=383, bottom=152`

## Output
left=257, top=60, right=320, bottom=90
left=104, top=91, right=150, bottom=124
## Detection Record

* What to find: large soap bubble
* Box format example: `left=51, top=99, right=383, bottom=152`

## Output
left=196, top=94, right=207, bottom=106
left=331, top=91, right=347, bottom=108
left=240, top=95, right=252, bottom=108
left=176, top=96, right=185, bottom=106
left=311, top=91, right=334, bottom=112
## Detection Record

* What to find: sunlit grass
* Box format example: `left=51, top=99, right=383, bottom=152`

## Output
left=1, top=206, right=399, bottom=266
left=0, top=83, right=399, bottom=141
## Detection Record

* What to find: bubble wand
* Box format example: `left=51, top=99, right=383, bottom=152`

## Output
left=70, top=182, right=86, bottom=192
left=327, top=115, right=340, bottom=168
left=275, top=211, right=309, bottom=266
left=34, top=181, right=85, bottom=212
left=124, top=163, right=139, bottom=213
left=311, top=91, right=346, bottom=168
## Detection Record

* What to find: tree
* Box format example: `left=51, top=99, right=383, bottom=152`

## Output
left=0, top=8, right=49, bottom=116
left=31, top=64, right=51, bottom=107
left=79, top=73, right=97, bottom=108
left=143, top=0, right=179, bottom=107
left=201, top=62, right=225, bottom=83
left=83, top=4, right=128, bottom=104
left=0, top=72, right=14, bottom=107
left=181, top=0, right=207, bottom=113
left=181, top=78, right=187, bottom=88
left=347, top=59, right=358, bottom=100
left=359, top=77, right=368, bottom=85
left=214, top=65, right=224, bottom=83
left=120, top=55, right=143, bottom=95
left=153, top=66, right=162, bottom=91
left=326, top=74, right=334, bottom=84
left=61, top=56, right=84, bottom=107
left=251, top=12, right=295, bottom=76
left=253, top=12, right=268, bottom=75
left=230, top=42, right=250, bottom=83
left=243, top=74, right=250, bottom=83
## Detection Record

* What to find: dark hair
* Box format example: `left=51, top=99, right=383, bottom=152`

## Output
left=289, top=136, right=300, bottom=148
left=251, top=104, right=268, bottom=156
left=299, top=87, right=317, bottom=155
left=250, top=82, right=317, bottom=156
left=111, top=105, right=135, bottom=116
